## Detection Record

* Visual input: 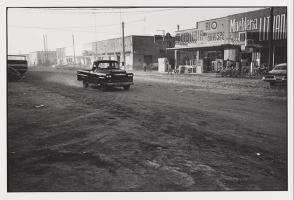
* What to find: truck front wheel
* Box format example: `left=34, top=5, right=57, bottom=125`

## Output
left=123, top=85, right=130, bottom=90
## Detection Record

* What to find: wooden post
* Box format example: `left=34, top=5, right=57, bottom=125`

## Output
left=268, top=7, right=274, bottom=70
left=72, top=35, right=76, bottom=64
left=122, top=21, right=125, bottom=68
left=43, top=35, right=46, bottom=64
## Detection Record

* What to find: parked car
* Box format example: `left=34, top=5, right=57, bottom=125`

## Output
left=262, top=63, right=287, bottom=86
left=7, top=55, right=28, bottom=81
left=77, top=60, right=134, bottom=90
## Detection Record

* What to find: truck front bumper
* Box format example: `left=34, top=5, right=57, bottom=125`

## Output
left=104, top=82, right=134, bottom=86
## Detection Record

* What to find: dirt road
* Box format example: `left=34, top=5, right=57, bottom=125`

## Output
left=7, top=68, right=287, bottom=191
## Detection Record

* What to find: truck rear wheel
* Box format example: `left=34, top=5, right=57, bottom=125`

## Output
left=101, top=85, right=108, bottom=91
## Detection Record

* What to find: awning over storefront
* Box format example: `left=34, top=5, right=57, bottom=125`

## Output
left=167, top=43, right=239, bottom=51
left=167, top=40, right=264, bottom=51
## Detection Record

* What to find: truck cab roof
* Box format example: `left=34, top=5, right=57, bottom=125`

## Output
left=92, top=60, right=120, bottom=71
left=93, top=60, right=119, bottom=64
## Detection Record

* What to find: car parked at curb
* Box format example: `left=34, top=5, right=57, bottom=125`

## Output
left=7, top=55, right=28, bottom=81
left=262, top=63, right=287, bottom=86
left=77, top=60, right=134, bottom=90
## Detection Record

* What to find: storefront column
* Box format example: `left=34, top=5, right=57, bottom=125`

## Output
left=196, top=50, right=200, bottom=60
left=272, top=46, right=275, bottom=65
left=174, top=50, right=178, bottom=68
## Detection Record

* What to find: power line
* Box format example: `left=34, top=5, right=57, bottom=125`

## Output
left=14, top=8, right=182, bottom=15
left=8, top=19, right=146, bottom=32
left=9, top=26, right=121, bottom=34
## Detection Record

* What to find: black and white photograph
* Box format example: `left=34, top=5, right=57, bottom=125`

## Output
left=2, top=0, right=293, bottom=199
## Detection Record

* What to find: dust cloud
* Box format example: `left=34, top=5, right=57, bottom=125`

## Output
left=44, top=71, right=82, bottom=88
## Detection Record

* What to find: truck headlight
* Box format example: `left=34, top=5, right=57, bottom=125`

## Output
left=106, top=75, right=111, bottom=78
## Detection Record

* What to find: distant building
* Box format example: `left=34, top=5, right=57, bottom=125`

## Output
left=56, top=46, right=91, bottom=67
left=27, top=51, right=57, bottom=66
left=84, top=35, right=175, bottom=70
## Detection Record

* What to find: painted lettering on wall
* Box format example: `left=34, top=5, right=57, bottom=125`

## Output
left=230, top=14, right=287, bottom=41
left=205, top=21, right=217, bottom=30
left=273, top=14, right=287, bottom=40
left=230, top=17, right=258, bottom=32
left=175, top=30, right=224, bottom=44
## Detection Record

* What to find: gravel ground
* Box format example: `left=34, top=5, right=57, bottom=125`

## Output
left=7, top=68, right=287, bottom=191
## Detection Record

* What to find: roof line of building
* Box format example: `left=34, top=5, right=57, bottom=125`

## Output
left=225, top=7, right=272, bottom=17
left=85, top=34, right=155, bottom=44
left=198, top=7, right=269, bottom=23
left=176, top=7, right=270, bottom=33
left=196, top=16, right=229, bottom=24
left=29, top=50, right=56, bottom=53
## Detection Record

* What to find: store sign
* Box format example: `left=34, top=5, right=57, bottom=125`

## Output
left=175, top=30, right=225, bottom=44
left=207, top=32, right=224, bottom=41
left=229, top=13, right=287, bottom=41
left=175, top=17, right=228, bottom=47
left=272, top=14, right=287, bottom=40
left=205, top=21, right=217, bottom=30
left=211, top=22, right=217, bottom=29
left=230, top=17, right=259, bottom=32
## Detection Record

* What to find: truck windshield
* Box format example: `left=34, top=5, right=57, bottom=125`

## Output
left=98, top=62, right=119, bottom=69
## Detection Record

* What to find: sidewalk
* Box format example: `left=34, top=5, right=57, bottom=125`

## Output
left=133, top=70, right=217, bottom=77
left=132, top=70, right=286, bottom=99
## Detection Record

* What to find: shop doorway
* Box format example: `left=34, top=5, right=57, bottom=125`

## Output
left=240, top=52, right=252, bottom=66
left=274, top=47, right=287, bottom=64
left=144, top=55, right=153, bottom=65
left=203, top=50, right=223, bottom=72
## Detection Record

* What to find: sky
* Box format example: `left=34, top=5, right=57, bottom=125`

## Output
left=7, top=7, right=264, bottom=55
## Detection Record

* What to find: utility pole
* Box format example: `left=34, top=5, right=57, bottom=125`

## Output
left=122, top=21, right=125, bottom=69
left=94, top=13, right=98, bottom=60
left=45, top=35, right=48, bottom=62
left=72, top=34, right=76, bottom=64
left=143, top=17, right=146, bottom=35
left=268, top=7, right=274, bottom=70
left=43, top=34, right=46, bottom=64
left=156, top=29, right=166, bottom=57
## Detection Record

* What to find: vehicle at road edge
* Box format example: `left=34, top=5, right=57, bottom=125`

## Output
left=77, top=60, right=134, bottom=90
left=262, top=63, right=287, bottom=86
left=7, top=55, right=28, bottom=81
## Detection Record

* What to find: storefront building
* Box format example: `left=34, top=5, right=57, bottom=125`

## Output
left=228, top=7, right=287, bottom=69
left=169, top=7, right=287, bottom=74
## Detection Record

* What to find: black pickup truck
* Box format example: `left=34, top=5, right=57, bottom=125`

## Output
left=77, top=60, right=134, bottom=90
